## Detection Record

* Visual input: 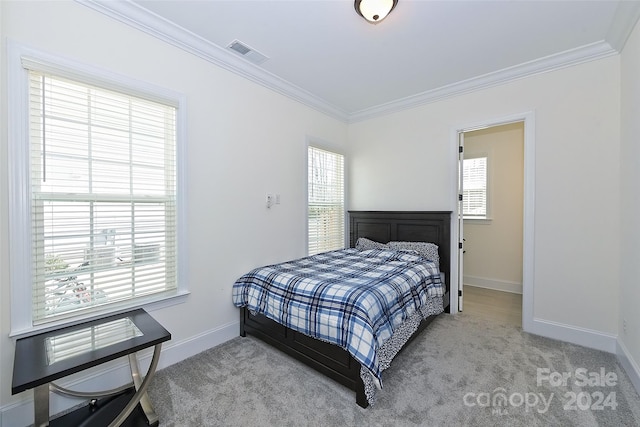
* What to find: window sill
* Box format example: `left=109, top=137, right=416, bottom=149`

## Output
left=463, top=217, right=493, bottom=225
left=10, top=290, right=190, bottom=340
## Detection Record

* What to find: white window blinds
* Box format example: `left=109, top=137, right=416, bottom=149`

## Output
left=28, top=70, right=178, bottom=324
left=308, top=146, right=345, bottom=255
left=463, top=156, right=488, bottom=218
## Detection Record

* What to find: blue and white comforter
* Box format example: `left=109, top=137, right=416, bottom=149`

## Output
left=232, top=248, right=444, bottom=386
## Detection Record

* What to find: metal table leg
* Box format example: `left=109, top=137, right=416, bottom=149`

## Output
left=108, top=343, right=162, bottom=427
left=42, top=344, right=163, bottom=427
left=34, top=384, right=50, bottom=427
left=129, top=349, right=159, bottom=425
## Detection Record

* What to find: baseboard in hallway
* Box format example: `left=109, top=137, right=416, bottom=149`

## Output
left=462, top=285, right=522, bottom=327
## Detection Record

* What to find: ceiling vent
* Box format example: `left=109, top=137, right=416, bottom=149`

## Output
left=227, top=40, right=269, bottom=65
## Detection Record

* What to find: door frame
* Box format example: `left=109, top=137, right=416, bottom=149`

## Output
left=449, top=111, right=535, bottom=333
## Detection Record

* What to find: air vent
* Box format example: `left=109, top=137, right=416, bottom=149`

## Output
left=227, top=40, right=269, bottom=65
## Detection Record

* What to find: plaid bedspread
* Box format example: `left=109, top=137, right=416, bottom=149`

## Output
left=232, top=248, right=444, bottom=384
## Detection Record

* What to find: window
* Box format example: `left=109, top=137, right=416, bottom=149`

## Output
left=463, top=156, right=488, bottom=219
left=307, top=146, right=345, bottom=255
left=9, top=47, right=185, bottom=333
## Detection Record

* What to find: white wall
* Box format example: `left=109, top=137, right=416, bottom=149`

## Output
left=463, top=123, right=524, bottom=293
left=0, top=2, right=6, bottom=426
left=2, top=1, right=638, bottom=425
left=349, top=56, right=621, bottom=341
left=619, top=17, right=640, bottom=391
left=0, top=2, right=347, bottom=424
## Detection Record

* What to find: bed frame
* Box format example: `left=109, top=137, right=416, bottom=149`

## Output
left=239, top=211, right=451, bottom=407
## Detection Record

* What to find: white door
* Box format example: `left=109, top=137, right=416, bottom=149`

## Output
left=458, top=131, right=465, bottom=311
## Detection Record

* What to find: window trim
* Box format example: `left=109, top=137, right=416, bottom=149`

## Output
left=306, top=139, right=347, bottom=255
left=8, top=41, right=189, bottom=337
left=462, top=153, right=491, bottom=221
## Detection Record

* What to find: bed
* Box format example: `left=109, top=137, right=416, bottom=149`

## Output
left=233, top=211, right=451, bottom=407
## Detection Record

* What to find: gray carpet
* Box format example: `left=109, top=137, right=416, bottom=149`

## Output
left=148, top=313, right=640, bottom=426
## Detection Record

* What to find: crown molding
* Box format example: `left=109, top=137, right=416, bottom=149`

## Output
left=78, top=0, right=631, bottom=125
left=76, top=0, right=350, bottom=122
left=350, top=0, right=640, bottom=123
left=348, top=41, right=617, bottom=123
left=607, top=0, right=640, bottom=52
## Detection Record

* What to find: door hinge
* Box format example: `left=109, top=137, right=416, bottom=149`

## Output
left=459, top=194, right=463, bottom=201
left=459, top=242, right=463, bottom=249
left=458, top=290, right=463, bottom=297
left=459, top=146, right=463, bottom=154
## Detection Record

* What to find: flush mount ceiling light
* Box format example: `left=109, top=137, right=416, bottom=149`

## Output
left=354, top=0, right=398, bottom=24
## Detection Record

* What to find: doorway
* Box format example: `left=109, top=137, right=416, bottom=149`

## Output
left=460, top=122, right=524, bottom=327
left=451, top=112, right=535, bottom=332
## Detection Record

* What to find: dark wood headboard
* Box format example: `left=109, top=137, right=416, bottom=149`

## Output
left=348, top=211, right=452, bottom=300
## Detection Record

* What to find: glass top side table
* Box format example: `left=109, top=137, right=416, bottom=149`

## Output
left=12, top=308, right=171, bottom=427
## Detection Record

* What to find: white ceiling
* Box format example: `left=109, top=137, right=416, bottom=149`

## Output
left=82, top=0, right=640, bottom=122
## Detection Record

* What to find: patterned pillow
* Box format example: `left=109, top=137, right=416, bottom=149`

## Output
left=355, top=237, right=389, bottom=251
left=388, top=241, right=439, bottom=268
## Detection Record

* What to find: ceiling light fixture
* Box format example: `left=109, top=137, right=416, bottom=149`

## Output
left=354, top=0, right=398, bottom=24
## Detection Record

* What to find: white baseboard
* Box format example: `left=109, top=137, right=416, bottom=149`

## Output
left=0, top=321, right=239, bottom=427
left=525, top=319, right=640, bottom=397
left=527, top=317, right=618, bottom=353
left=616, top=339, right=640, bottom=397
left=464, top=275, right=522, bottom=294
left=4, top=316, right=635, bottom=426
left=157, top=320, right=239, bottom=370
